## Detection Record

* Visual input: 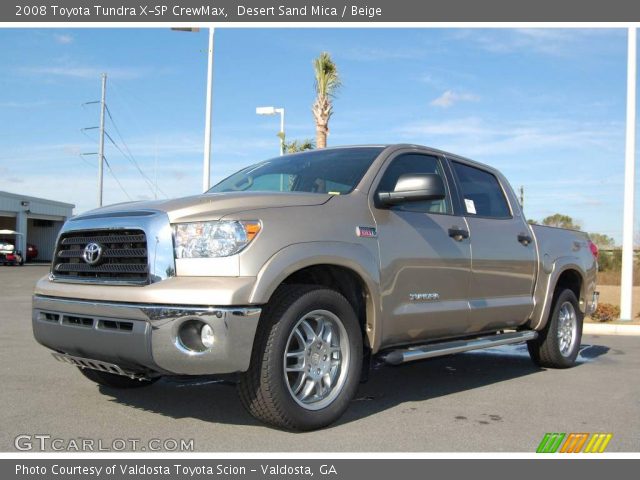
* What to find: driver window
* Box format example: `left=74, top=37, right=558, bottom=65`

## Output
left=377, top=154, right=450, bottom=214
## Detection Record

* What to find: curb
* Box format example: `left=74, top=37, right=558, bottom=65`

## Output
left=583, top=322, right=640, bottom=336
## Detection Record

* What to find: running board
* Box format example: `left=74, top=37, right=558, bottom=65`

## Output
left=382, top=330, right=538, bottom=366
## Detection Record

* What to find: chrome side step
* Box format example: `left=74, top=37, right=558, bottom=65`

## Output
left=383, top=330, right=538, bottom=365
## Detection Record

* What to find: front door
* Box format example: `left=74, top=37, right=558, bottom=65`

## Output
left=371, top=151, right=472, bottom=348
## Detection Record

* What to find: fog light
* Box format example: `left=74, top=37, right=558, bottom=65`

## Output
left=200, top=324, right=214, bottom=349
left=177, top=319, right=213, bottom=353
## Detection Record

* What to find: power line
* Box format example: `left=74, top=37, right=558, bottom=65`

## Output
left=82, top=74, right=168, bottom=202
left=103, top=156, right=133, bottom=201
left=79, top=153, right=132, bottom=200
left=104, top=104, right=168, bottom=198
left=103, top=130, right=157, bottom=197
left=78, top=153, right=96, bottom=169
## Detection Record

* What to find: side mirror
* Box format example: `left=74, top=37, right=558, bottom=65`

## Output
left=377, top=173, right=446, bottom=207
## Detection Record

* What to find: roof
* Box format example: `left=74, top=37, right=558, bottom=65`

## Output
left=0, top=191, right=75, bottom=208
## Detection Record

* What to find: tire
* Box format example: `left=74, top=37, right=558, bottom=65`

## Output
left=238, top=285, right=363, bottom=431
left=528, top=289, right=583, bottom=368
left=79, top=367, right=159, bottom=389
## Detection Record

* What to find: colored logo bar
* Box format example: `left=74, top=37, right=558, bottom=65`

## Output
left=537, top=433, right=613, bottom=453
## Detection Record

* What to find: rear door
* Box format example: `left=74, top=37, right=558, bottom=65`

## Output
left=371, top=150, right=472, bottom=347
left=449, top=160, right=536, bottom=330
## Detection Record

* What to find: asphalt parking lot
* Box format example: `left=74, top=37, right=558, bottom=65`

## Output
left=1, top=266, right=639, bottom=452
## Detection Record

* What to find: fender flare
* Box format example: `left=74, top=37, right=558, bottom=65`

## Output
left=530, top=256, right=587, bottom=331
left=249, top=241, right=383, bottom=351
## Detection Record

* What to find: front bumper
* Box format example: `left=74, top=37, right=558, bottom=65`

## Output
left=32, top=295, right=261, bottom=376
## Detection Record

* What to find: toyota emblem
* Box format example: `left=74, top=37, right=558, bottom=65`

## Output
left=82, top=242, right=103, bottom=265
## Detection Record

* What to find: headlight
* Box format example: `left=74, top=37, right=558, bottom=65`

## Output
left=173, top=220, right=261, bottom=258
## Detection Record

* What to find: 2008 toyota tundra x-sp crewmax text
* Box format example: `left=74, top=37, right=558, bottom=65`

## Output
left=32, top=145, right=599, bottom=431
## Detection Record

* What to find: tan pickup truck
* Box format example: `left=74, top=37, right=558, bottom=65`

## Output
left=32, top=145, right=598, bottom=431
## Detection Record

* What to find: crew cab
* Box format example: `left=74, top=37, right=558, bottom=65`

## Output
left=32, top=145, right=598, bottom=430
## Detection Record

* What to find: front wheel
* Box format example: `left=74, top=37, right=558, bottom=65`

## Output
left=238, top=285, right=363, bottom=431
left=528, top=289, right=583, bottom=368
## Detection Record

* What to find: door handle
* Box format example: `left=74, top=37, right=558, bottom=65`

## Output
left=448, top=228, right=469, bottom=241
left=518, top=233, right=532, bottom=245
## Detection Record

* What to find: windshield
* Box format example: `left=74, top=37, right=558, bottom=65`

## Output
left=208, top=147, right=384, bottom=195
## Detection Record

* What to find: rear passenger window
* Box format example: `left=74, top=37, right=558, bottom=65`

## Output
left=377, top=154, right=450, bottom=214
left=452, top=162, right=511, bottom=218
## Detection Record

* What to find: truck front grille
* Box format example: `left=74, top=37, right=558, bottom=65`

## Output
left=52, top=229, right=149, bottom=284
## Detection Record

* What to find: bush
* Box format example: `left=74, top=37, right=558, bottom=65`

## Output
left=589, top=303, right=620, bottom=322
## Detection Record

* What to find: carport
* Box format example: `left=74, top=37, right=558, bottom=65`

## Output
left=0, top=191, right=74, bottom=262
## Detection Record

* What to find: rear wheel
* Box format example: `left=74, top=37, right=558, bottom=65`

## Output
left=528, top=289, right=583, bottom=368
left=238, top=285, right=363, bottom=431
left=79, top=368, right=159, bottom=389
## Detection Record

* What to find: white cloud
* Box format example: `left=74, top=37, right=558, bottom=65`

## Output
left=53, top=33, right=73, bottom=45
left=0, top=131, right=278, bottom=215
left=430, top=90, right=480, bottom=108
left=20, top=65, right=147, bottom=80
left=0, top=100, right=49, bottom=108
left=397, top=116, right=623, bottom=157
left=450, top=28, right=623, bottom=57
left=16, top=56, right=170, bottom=81
left=339, top=46, right=427, bottom=62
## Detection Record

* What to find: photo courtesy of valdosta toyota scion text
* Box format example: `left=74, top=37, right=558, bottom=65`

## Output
left=0, top=0, right=639, bottom=477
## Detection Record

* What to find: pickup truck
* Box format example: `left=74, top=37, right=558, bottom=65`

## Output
left=32, top=144, right=599, bottom=431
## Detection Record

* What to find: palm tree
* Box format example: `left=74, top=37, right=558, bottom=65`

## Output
left=312, top=52, right=341, bottom=149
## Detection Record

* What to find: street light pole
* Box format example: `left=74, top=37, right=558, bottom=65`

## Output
left=203, top=27, right=214, bottom=192
left=621, top=27, right=637, bottom=321
left=256, top=106, right=285, bottom=156
left=171, top=27, right=215, bottom=192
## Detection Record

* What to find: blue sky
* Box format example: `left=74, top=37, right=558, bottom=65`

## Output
left=0, top=28, right=636, bottom=242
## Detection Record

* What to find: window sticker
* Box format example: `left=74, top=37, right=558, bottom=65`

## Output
left=464, top=198, right=477, bottom=214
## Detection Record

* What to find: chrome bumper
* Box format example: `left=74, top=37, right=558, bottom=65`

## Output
left=32, top=295, right=261, bottom=376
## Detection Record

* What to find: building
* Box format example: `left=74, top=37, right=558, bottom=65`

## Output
left=0, top=191, right=74, bottom=262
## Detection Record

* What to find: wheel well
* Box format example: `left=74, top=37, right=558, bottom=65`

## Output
left=279, top=264, right=370, bottom=347
left=555, top=269, right=582, bottom=303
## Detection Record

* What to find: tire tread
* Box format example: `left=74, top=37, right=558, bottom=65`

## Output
left=528, top=289, right=582, bottom=369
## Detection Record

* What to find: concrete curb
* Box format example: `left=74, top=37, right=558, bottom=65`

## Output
left=584, top=322, right=640, bottom=336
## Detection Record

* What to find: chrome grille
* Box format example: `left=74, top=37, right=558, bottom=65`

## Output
left=52, top=229, right=148, bottom=284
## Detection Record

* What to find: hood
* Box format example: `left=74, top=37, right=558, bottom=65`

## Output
left=73, top=191, right=333, bottom=223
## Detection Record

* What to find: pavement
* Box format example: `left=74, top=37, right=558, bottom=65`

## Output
left=1, top=266, right=639, bottom=452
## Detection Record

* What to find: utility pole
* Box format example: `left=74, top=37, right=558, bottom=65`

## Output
left=97, top=73, right=107, bottom=207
